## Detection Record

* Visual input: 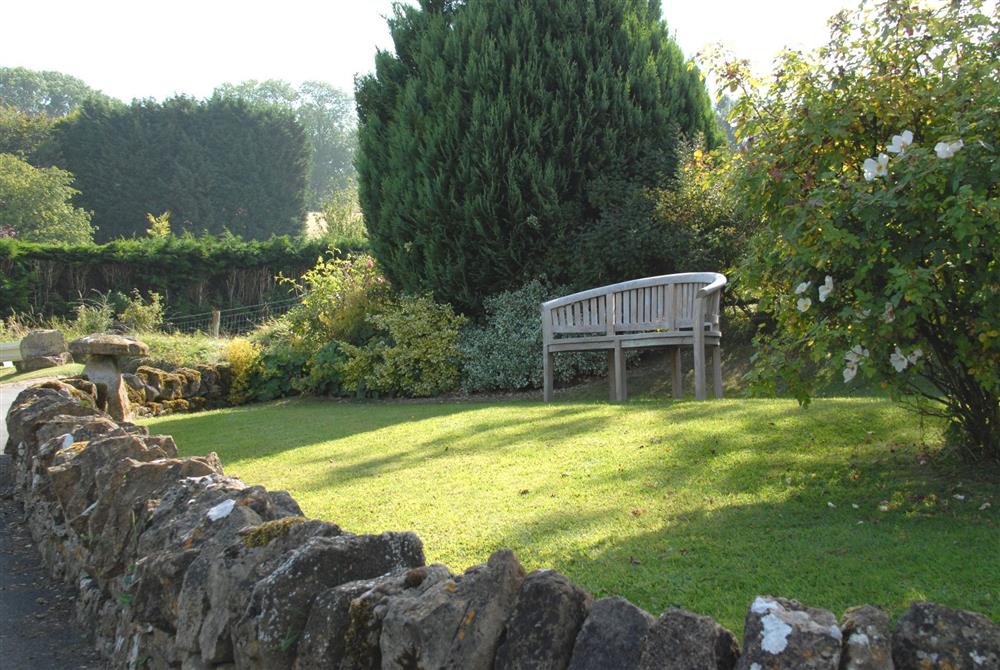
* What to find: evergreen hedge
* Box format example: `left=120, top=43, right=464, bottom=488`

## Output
left=0, top=235, right=368, bottom=318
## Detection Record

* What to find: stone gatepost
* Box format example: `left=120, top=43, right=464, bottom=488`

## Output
left=68, top=334, right=149, bottom=422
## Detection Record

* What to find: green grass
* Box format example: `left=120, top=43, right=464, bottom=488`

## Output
left=142, top=397, right=998, bottom=632
left=0, top=363, right=84, bottom=385
left=132, top=331, right=227, bottom=369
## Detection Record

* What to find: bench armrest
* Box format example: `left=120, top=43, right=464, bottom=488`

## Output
left=696, top=274, right=728, bottom=298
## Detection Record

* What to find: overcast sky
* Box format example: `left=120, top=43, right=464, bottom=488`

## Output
left=1, top=0, right=855, bottom=102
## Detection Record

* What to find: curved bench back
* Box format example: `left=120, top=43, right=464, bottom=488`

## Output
left=541, top=272, right=726, bottom=338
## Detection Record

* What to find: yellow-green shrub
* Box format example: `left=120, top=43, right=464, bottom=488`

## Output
left=280, top=252, right=389, bottom=348
left=340, top=295, right=466, bottom=397
left=222, top=337, right=261, bottom=405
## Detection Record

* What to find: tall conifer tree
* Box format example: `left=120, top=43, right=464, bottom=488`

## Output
left=356, top=0, right=721, bottom=312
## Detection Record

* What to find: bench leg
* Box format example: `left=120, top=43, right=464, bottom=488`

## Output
left=614, top=342, right=627, bottom=402
left=693, top=341, right=707, bottom=401
left=713, top=346, right=723, bottom=399
left=543, top=349, right=554, bottom=402
left=607, top=351, right=616, bottom=402
left=672, top=347, right=683, bottom=400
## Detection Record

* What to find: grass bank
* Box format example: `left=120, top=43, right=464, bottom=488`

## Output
left=143, top=397, right=997, bottom=632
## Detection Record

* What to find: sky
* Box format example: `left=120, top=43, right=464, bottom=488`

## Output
left=1, top=0, right=855, bottom=102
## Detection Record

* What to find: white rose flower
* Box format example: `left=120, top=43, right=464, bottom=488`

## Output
left=863, top=153, right=890, bottom=181
left=795, top=281, right=812, bottom=295
left=818, top=275, right=834, bottom=302
left=934, top=139, right=964, bottom=159
left=887, top=130, right=914, bottom=154
left=797, top=297, right=812, bottom=312
left=890, top=347, right=909, bottom=372
left=845, top=345, right=870, bottom=364
left=907, top=348, right=923, bottom=364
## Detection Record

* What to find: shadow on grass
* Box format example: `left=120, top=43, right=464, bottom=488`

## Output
left=298, top=409, right=614, bottom=487
left=149, top=395, right=940, bottom=494
left=498, top=491, right=999, bottom=635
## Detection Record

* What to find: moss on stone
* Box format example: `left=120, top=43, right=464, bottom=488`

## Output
left=240, top=517, right=306, bottom=548
left=161, top=399, right=190, bottom=414
left=38, top=380, right=98, bottom=408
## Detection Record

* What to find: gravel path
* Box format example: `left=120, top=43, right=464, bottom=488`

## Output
left=0, top=495, right=104, bottom=669
left=1, top=378, right=105, bottom=668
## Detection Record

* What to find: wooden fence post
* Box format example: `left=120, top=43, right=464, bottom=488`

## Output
left=210, top=309, right=221, bottom=338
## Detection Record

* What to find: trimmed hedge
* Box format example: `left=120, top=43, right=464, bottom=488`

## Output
left=0, top=235, right=369, bottom=318
left=55, top=97, right=309, bottom=241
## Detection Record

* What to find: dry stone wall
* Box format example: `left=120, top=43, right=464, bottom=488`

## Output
left=126, top=363, right=232, bottom=417
left=62, top=363, right=232, bottom=418
left=4, top=381, right=1000, bottom=670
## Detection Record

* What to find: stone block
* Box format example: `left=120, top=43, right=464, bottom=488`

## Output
left=233, top=531, right=425, bottom=668
left=639, top=608, right=739, bottom=670
left=840, top=605, right=893, bottom=670
left=379, top=549, right=525, bottom=670
left=495, top=569, right=592, bottom=670
left=736, top=596, right=841, bottom=670
left=569, top=596, right=656, bottom=670
left=892, top=602, right=1000, bottom=669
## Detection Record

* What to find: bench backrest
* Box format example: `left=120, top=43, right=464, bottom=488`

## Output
left=541, top=272, right=726, bottom=339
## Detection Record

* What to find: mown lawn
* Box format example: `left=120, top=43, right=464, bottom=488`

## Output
left=143, top=397, right=998, bottom=633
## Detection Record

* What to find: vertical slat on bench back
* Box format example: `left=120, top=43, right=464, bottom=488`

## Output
left=676, top=282, right=693, bottom=328
left=665, top=284, right=676, bottom=330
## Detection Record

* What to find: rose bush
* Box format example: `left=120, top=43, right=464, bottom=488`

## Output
left=713, top=0, right=999, bottom=459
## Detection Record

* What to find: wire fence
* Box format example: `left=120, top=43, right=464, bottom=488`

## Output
left=164, top=296, right=301, bottom=336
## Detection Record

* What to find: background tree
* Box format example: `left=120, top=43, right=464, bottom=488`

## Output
left=356, top=0, right=721, bottom=312
left=0, top=104, right=61, bottom=165
left=715, top=0, right=1000, bottom=460
left=214, top=79, right=357, bottom=208
left=0, top=66, right=113, bottom=117
left=55, top=96, right=308, bottom=241
left=0, top=153, right=93, bottom=243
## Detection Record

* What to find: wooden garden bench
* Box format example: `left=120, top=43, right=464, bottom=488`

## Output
left=541, top=272, right=727, bottom=402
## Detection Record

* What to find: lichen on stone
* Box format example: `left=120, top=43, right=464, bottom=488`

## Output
left=239, top=516, right=306, bottom=548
